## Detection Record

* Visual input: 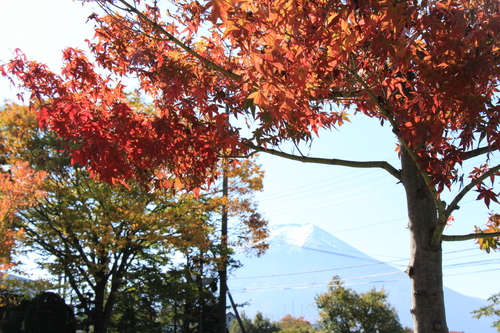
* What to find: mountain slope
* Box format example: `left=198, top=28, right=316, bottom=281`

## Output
left=228, top=224, right=495, bottom=332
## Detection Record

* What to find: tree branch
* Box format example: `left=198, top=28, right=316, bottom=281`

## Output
left=323, top=89, right=364, bottom=100
left=433, top=163, right=500, bottom=244
left=100, top=1, right=366, bottom=103
left=442, top=231, right=500, bottom=242
left=244, top=142, right=401, bottom=180
left=445, top=163, right=500, bottom=217
left=345, top=62, right=447, bottom=203
left=113, top=0, right=243, bottom=81
left=464, top=146, right=497, bottom=160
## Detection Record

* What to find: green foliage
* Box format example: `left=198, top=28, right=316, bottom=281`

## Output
left=229, top=313, right=316, bottom=333
left=316, top=276, right=406, bottom=333
left=110, top=264, right=221, bottom=333
left=473, top=292, right=500, bottom=331
left=112, top=293, right=163, bottom=333
left=0, top=102, right=268, bottom=333
left=0, top=276, right=54, bottom=307
left=254, top=312, right=281, bottom=333
left=230, top=312, right=280, bottom=333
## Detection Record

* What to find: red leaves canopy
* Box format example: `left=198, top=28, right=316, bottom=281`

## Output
left=2, top=0, right=500, bottom=191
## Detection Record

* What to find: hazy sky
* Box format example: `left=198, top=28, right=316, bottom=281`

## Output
left=2, top=0, right=500, bottom=302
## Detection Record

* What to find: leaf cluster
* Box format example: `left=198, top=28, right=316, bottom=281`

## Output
left=473, top=292, right=500, bottom=331
left=2, top=0, right=500, bottom=222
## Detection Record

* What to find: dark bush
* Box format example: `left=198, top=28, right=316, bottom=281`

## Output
left=22, top=292, right=76, bottom=333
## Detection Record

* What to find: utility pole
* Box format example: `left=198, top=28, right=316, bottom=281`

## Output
left=227, top=284, right=247, bottom=333
left=218, top=102, right=229, bottom=333
left=218, top=159, right=229, bottom=333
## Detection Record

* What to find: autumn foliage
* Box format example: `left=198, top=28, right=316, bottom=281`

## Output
left=1, top=0, right=499, bottom=209
left=0, top=102, right=268, bottom=333
left=1, top=1, right=500, bottom=331
left=1, top=0, right=498, bottom=191
left=0, top=104, right=47, bottom=269
left=0, top=161, right=45, bottom=269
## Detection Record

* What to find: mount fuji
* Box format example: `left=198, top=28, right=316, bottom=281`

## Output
left=227, top=224, right=496, bottom=332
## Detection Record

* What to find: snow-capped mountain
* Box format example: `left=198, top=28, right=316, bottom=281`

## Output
left=227, top=224, right=495, bottom=332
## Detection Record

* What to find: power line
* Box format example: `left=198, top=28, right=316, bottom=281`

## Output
left=230, top=263, right=500, bottom=294
left=233, top=239, right=494, bottom=281
left=237, top=271, right=406, bottom=293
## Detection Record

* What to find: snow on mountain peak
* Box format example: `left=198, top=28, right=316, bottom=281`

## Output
left=269, top=224, right=316, bottom=248
left=268, top=223, right=363, bottom=255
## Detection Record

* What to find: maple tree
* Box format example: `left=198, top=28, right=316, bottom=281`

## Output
left=0, top=162, right=45, bottom=267
left=277, top=314, right=314, bottom=333
left=0, top=102, right=268, bottom=333
left=2, top=0, right=500, bottom=332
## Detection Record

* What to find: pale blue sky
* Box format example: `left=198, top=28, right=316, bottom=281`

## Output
left=1, top=0, right=500, bottom=302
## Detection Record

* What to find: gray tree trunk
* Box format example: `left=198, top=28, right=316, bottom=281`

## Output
left=401, top=149, right=448, bottom=333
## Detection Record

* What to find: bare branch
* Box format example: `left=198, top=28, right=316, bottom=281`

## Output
left=442, top=231, right=500, bottom=242
left=244, top=142, right=401, bottom=180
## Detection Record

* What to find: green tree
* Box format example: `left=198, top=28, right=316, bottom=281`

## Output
left=254, top=312, right=281, bottom=333
left=110, top=262, right=220, bottom=333
left=230, top=312, right=280, bottom=333
left=316, top=276, right=406, bottom=333
left=109, top=264, right=171, bottom=333
left=473, top=292, right=500, bottom=332
left=0, top=102, right=214, bottom=333
left=0, top=102, right=268, bottom=333
left=229, top=312, right=253, bottom=333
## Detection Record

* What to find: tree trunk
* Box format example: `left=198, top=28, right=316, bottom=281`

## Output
left=93, top=292, right=106, bottom=333
left=401, top=149, right=448, bottom=333
left=93, top=278, right=112, bottom=333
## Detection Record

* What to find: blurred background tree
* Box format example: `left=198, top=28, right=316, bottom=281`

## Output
left=316, top=276, right=407, bottom=333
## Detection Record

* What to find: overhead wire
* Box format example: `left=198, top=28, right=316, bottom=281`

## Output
left=238, top=271, right=407, bottom=292
left=244, top=135, right=500, bottom=295
left=229, top=238, right=500, bottom=294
